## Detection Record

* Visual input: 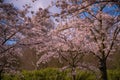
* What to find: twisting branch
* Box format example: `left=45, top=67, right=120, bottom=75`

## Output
left=106, top=26, right=120, bottom=59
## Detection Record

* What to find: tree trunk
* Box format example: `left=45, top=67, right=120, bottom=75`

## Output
left=72, top=74, right=76, bottom=80
left=99, top=58, right=108, bottom=80
left=71, top=68, right=76, bottom=80
left=0, top=70, right=3, bottom=80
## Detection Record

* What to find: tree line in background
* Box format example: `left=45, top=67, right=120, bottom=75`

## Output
left=0, top=0, right=120, bottom=80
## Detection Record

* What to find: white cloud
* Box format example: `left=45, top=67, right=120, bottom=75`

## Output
left=4, top=0, right=55, bottom=17
left=4, top=0, right=60, bottom=18
left=4, top=0, right=53, bottom=10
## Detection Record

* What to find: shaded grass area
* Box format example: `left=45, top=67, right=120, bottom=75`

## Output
left=2, top=68, right=120, bottom=80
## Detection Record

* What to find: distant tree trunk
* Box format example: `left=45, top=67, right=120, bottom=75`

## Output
left=0, top=69, right=3, bottom=80
left=71, top=67, right=76, bottom=80
left=99, top=58, right=108, bottom=80
left=72, top=74, right=76, bottom=80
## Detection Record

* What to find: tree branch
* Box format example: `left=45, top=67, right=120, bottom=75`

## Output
left=106, top=26, right=120, bottom=59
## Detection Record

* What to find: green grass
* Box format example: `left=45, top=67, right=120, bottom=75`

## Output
left=2, top=68, right=120, bottom=80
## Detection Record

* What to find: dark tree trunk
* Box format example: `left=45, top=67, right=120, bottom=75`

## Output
left=99, top=58, right=108, bottom=80
left=0, top=70, right=3, bottom=80
left=72, top=74, right=76, bottom=80
left=71, top=67, right=76, bottom=80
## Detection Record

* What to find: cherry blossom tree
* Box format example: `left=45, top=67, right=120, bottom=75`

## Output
left=11, top=2, right=120, bottom=80
left=0, top=1, right=119, bottom=80
left=0, top=2, right=29, bottom=79
left=51, top=17, right=99, bottom=79
left=0, top=2, right=54, bottom=78
left=52, top=27, right=85, bottom=80
left=87, top=13, right=120, bottom=80
left=52, top=0, right=120, bottom=80
left=19, top=8, right=54, bottom=69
